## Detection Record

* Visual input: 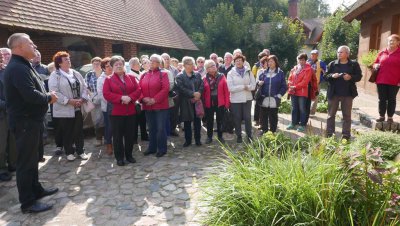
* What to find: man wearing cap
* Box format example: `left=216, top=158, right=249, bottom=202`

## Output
left=306, top=50, right=327, bottom=119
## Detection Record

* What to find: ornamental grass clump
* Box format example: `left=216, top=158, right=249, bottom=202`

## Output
left=350, top=131, right=400, bottom=160
left=202, top=133, right=351, bottom=225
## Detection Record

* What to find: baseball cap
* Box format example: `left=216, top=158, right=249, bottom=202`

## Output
left=310, top=50, right=319, bottom=54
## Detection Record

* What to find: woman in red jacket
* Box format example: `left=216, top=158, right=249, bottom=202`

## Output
left=202, top=59, right=230, bottom=144
left=287, top=53, right=312, bottom=132
left=139, top=54, right=170, bottom=157
left=373, top=34, right=400, bottom=123
left=103, top=56, right=141, bottom=166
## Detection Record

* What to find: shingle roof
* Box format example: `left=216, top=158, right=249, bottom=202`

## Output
left=0, top=0, right=198, bottom=50
left=343, top=0, right=384, bottom=22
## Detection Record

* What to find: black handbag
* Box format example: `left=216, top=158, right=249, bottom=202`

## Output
left=221, top=108, right=234, bottom=133
left=368, top=68, right=379, bottom=83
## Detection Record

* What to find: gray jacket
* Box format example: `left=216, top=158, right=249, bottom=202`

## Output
left=48, top=69, right=88, bottom=118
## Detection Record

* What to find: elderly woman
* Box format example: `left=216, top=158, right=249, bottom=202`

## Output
left=140, top=58, right=150, bottom=73
left=176, top=56, right=204, bottom=147
left=257, top=55, right=287, bottom=134
left=139, top=54, right=170, bottom=157
left=129, top=57, right=149, bottom=143
left=85, top=57, right=104, bottom=146
left=195, top=57, right=206, bottom=78
left=373, top=34, right=400, bottom=123
left=202, top=59, right=230, bottom=144
left=227, top=54, right=256, bottom=143
left=96, top=57, right=113, bottom=155
left=287, top=53, right=312, bottom=132
left=48, top=51, right=89, bottom=161
left=103, top=56, right=141, bottom=166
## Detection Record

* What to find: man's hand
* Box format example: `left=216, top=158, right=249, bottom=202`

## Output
left=193, top=92, right=201, bottom=99
left=332, top=73, right=340, bottom=78
left=49, top=91, right=58, bottom=104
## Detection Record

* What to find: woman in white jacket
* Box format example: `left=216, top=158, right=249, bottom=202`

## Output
left=227, top=54, right=256, bottom=143
left=48, top=51, right=89, bottom=161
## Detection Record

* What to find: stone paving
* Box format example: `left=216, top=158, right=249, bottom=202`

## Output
left=0, top=109, right=373, bottom=226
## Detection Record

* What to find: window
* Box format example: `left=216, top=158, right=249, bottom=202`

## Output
left=391, top=14, right=400, bottom=35
left=369, top=21, right=382, bottom=50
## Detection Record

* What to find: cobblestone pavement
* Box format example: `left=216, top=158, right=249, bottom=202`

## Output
left=0, top=109, right=372, bottom=226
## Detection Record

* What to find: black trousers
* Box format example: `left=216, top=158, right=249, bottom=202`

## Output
left=183, top=105, right=201, bottom=144
left=12, top=119, right=45, bottom=209
left=52, top=117, right=63, bottom=148
left=205, top=106, right=224, bottom=139
left=134, top=109, right=148, bottom=143
left=260, top=107, right=279, bottom=132
left=170, top=105, right=179, bottom=133
left=111, top=115, right=136, bottom=161
left=57, top=111, right=84, bottom=155
left=377, top=84, right=399, bottom=117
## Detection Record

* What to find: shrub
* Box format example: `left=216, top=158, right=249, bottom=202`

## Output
left=360, top=49, right=379, bottom=68
left=278, top=98, right=291, bottom=114
left=350, top=131, right=400, bottom=160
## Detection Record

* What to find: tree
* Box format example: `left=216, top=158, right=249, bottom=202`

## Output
left=318, top=10, right=360, bottom=63
left=299, top=0, right=330, bottom=19
left=265, top=12, right=305, bottom=72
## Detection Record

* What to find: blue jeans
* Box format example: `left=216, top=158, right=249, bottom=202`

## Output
left=146, top=110, right=168, bottom=154
left=103, top=112, right=112, bottom=145
left=291, top=96, right=307, bottom=126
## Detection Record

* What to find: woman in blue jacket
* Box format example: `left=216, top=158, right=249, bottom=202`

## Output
left=256, top=55, right=287, bottom=133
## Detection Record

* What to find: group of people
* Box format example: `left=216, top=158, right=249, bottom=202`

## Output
left=0, top=32, right=399, bottom=214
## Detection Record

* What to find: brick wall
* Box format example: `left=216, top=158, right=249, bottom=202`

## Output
left=95, top=39, right=113, bottom=58
left=31, top=35, right=66, bottom=64
left=123, top=42, right=138, bottom=60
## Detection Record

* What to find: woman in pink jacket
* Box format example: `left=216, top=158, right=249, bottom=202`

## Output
left=139, top=54, right=170, bottom=157
left=287, top=53, right=312, bottom=132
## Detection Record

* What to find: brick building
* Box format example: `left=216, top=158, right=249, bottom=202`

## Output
left=0, top=0, right=198, bottom=67
left=344, top=0, right=400, bottom=95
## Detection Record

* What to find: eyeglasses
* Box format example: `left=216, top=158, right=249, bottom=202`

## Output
left=197, top=61, right=204, bottom=63
left=211, top=57, right=217, bottom=59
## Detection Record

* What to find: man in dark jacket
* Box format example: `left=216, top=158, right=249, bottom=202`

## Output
left=4, top=33, right=59, bottom=213
left=324, top=45, right=362, bottom=140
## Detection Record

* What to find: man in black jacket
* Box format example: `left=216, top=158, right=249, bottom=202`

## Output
left=324, top=45, right=362, bottom=140
left=3, top=33, right=59, bottom=213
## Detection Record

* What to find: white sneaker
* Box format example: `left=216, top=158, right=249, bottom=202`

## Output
left=67, top=154, right=76, bottom=161
left=79, top=153, right=89, bottom=160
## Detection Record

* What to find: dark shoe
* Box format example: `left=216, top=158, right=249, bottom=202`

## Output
left=8, top=165, right=16, bottom=173
left=156, top=152, right=167, bottom=158
left=143, top=150, right=156, bottom=156
left=376, top=116, right=385, bottom=122
left=117, top=160, right=125, bottom=166
left=217, top=137, right=225, bottom=144
left=21, top=202, right=53, bottom=214
left=387, top=118, right=394, bottom=123
left=205, top=137, right=212, bottom=144
left=183, top=142, right=191, bottom=147
left=237, top=136, right=243, bottom=143
left=54, top=147, right=63, bottom=156
left=36, top=187, right=59, bottom=200
left=38, top=157, right=46, bottom=163
left=126, top=157, right=136, bottom=164
left=195, top=141, right=202, bottom=146
left=170, top=131, right=179, bottom=137
left=0, top=172, right=12, bottom=181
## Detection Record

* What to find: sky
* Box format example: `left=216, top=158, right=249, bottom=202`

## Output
left=328, top=0, right=357, bottom=13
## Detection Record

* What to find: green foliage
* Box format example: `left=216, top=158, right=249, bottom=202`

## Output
left=299, top=0, right=331, bottom=19
left=265, top=12, right=305, bottom=72
left=360, top=49, right=379, bottom=67
left=316, top=92, right=328, bottom=113
left=203, top=133, right=400, bottom=225
left=318, top=10, right=360, bottom=63
left=350, top=131, right=400, bottom=160
left=278, top=96, right=292, bottom=114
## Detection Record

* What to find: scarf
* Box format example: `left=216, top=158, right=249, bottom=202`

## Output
left=235, top=67, right=246, bottom=77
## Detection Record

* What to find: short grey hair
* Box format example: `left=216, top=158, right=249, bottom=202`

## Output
left=196, top=56, right=205, bottom=62
left=209, top=53, right=218, bottom=59
left=204, top=59, right=216, bottom=69
left=233, top=48, right=242, bottom=55
left=224, top=52, right=233, bottom=58
left=182, top=56, right=195, bottom=66
left=338, top=45, right=350, bottom=55
left=7, top=33, right=30, bottom=49
left=150, top=54, right=162, bottom=64
left=161, top=53, right=170, bottom=60
left=0, top=48, right=11, bottom=54
left=128, top=57, right=140, bottom=66
left=110, top=55, right=125, bottom=67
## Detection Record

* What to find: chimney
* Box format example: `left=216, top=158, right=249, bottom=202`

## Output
left=288, top=0, right=299, bottom=19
